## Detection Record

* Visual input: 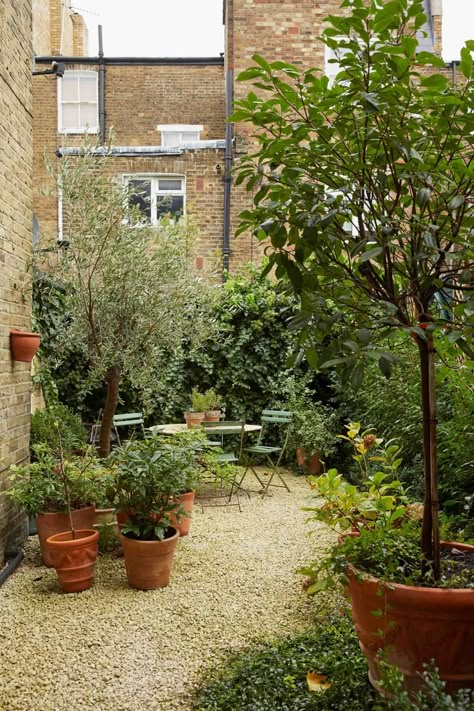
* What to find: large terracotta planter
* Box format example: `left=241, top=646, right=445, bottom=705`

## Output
left=47, top=528, right=99, bottom=593
left=347, top=541, right=474, bottom=694
left=169, top=491, right=195, bottom=537
left=120, top=528, right=179, bottom=590
left=35, top=505, right=96, bottom=567
left=184, top=411, right=205, bottom=429
left=10, top=329, right=41, bottom=362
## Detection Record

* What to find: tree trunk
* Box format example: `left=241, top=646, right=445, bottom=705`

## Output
left=99, top=366, right=121, bottom=458
left=418, top=334, right=441, bottom=580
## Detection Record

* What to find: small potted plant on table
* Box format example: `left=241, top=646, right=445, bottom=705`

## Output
left=184, top=388, right=209, bottom=428
left=110, top=437, right=188, bottom=589
left=202, top=388, right=223, bottom=422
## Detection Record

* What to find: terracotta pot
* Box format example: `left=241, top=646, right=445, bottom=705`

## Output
left=93, top=507, right=119, bottom=534
left=46, top=528, right=99, bottom=593
left=169, top=491, right=195, bottom=536
left=184, top=411, right=205, bottom=429
left=35, top=505, right=96, bottom=567
left=296, top=448, right=322, bottom=474
left=346, top=541, right=474, bottom=694
left=204, top=410, right=221, bottom=422
left=10, top=329, right=41, bottom=362
left=120, top=528, right=179, bottom=590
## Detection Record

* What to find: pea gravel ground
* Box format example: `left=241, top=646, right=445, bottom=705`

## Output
left=0, top=470, right=336, bottom=711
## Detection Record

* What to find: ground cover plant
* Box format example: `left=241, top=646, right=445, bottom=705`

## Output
left=193, top=615, right=375, bottom=711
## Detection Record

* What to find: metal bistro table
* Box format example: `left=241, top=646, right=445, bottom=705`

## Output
left=148, top=423, right=261, bottom=436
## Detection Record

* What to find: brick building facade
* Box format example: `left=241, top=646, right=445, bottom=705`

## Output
left=0, top=0, right=34, bottom=565
left=32, top=0, right=445, bottom=276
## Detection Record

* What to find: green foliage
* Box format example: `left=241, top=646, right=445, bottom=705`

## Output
left=8, top=444, right=109, bottom=517
left=30, top=404, right=88, bottom=456
left=97, top=522, right=120, bottom=554
left=376, top=660, right=474, bottom=710
left=193, top=615, right=375, bottom=710
left=189, top=389, right=212, bottom=413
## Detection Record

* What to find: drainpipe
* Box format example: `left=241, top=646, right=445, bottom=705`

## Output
left=451, top=60, right=457, bottom=86
left=98, top=25, right=106, bottom=145
left=222, top=66, right=233, bottom=280
left=0, top=552, right=24, bottom=587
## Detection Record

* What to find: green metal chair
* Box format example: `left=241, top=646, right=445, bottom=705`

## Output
left=201, top=420, right=247, bottom=510
left=112, top=412, right=145, bottom=445
left=238, top=409, right=292, bottom=497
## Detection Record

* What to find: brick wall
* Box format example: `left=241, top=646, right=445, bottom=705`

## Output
left=0, top=0, right=33, bottom=564
left=32, top=0, right=51, bottom=55
left=34, top=61, right=228, bottom=274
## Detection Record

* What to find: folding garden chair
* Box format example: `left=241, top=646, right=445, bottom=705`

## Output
left=112, top=412, right=145, bottom=445
left=200, top=420, right=247, bottom=511
left=238, top=409, right=292, bottom=497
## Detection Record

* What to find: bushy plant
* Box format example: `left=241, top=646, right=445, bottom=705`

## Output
left=30, top=404, right=88, bottom=456
left=193, top=615, right=375, bottom=710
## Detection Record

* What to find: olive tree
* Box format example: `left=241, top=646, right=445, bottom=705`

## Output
left=233, top=0, right=474, bottom=577
left=37, top=149, right=216, bottom=457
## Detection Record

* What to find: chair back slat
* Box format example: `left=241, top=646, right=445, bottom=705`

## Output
left=113, top=412, right=144, bottom=426
left=261, top=409, right=292, bottom=424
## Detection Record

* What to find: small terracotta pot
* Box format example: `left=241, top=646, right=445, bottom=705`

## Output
left=169, top=491, right=195, bottom=536
left=296, top=448, right=322, bottom=474
left=46, top=528, right=99, bottom=593
left=204, top=410, right=221, bottom=422
left=35, top=505, right=96, bottom=567
left=120, top=528, right=179, bottom=590
left=184, top=411, right=205, bottom=429
left=346, top=541, right=474, bottom=694
left=10, top=330, right=41, bottom=362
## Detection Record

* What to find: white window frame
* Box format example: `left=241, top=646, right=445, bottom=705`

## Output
left=58, top=70, right=99, bottom=134
left=123, top=174, right=186, bottom=225
left=156, top=124, right=203, bottom=147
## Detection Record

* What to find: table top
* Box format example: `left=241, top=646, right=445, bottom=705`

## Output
left=148, top=423, right=261, bottom=436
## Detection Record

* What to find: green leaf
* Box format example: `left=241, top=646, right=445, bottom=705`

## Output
left=416, top=187, right=431, bottom=208
left=360, top=247, right=383, bottom=263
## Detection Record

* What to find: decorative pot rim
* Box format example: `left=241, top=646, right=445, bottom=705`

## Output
left=184, top=411, right=205, bottom=417
left=46, top=528, right=99, bottom=547
left=36, top=504, right=96, bottom=518
left=347, top=540, right=474, bottom=595
left=10, top=329, right=41, bottom=338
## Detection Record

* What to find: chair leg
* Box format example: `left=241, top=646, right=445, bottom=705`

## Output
left=259, top=455, right=291, bottom=496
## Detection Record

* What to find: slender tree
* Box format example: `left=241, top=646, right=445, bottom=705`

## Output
left=233, top=0, right=474, bottom=578
left=37, top=149, right=216, bottom=457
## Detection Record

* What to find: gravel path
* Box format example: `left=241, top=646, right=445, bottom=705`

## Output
left=0, top=470, right=335, bottom=711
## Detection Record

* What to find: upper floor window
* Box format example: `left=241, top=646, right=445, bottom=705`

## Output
left=58, top=71, right=98, bottom=133
left=126, top=175, right=185, bottom=224
left=157, top=124, right=203, bottom=148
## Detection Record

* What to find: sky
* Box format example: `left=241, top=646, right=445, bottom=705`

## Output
left=72, top=0, right=473, bottom=62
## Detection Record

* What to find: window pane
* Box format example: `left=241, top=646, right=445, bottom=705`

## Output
left=129, top=180, right=151, bottom=220
left=156, top=195, right=184, bottom=219
left=158, top=179, right=182, bottom=191
left=162, top=132, right=180, bottom=147
left=181, top=132, right=199, bottom=142
left=61, top=103, right=80, bottom=129
left=80, top=103, right=98, bottom=129
left=61, top=75, right=78, bottom=101
left=79, top=76, right=97, bottom=102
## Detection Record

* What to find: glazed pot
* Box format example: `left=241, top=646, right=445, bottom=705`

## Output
left=184, top=411, right=205, bottom=429
left=346, top=541, right=474, bottom=694
left=296, top=448, right=322, bottom=475
left=35, top=505, right=96, bottom=567
left=93, top=507, right=119, bottom=534
left=46, top=528, right=99, bottom=593
left=169, top=491, right=195, bottom=537
left=204, top=410, right=221, bottom=423
left=120, top=527, right=179, bottom=590
left=10, top=329, right=41, bottom=362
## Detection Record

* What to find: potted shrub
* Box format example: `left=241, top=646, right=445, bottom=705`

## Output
left=10, top=329, right=41, bottom=362
left=184, top=388, right=209, bottom=428
left=233, top=0, right=474, bottom=693
left=109, top=437, right=189, bottom=589
left=8, top=443, right=103, bottom=567
left=302, top=424, right=474, bottom=694
left=292, top=404, right=338, bottom=474
left=44, top=430, right=99, bottom=593
left=202, top=388, right=224, bottom=422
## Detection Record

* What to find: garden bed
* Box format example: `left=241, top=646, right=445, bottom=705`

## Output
left=0, top=471, right=335, bottom=710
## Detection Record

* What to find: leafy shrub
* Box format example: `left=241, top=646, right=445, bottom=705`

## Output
left=31, top=404, right=88, bottom=456
left=193, top=615, right=375, bottom=710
